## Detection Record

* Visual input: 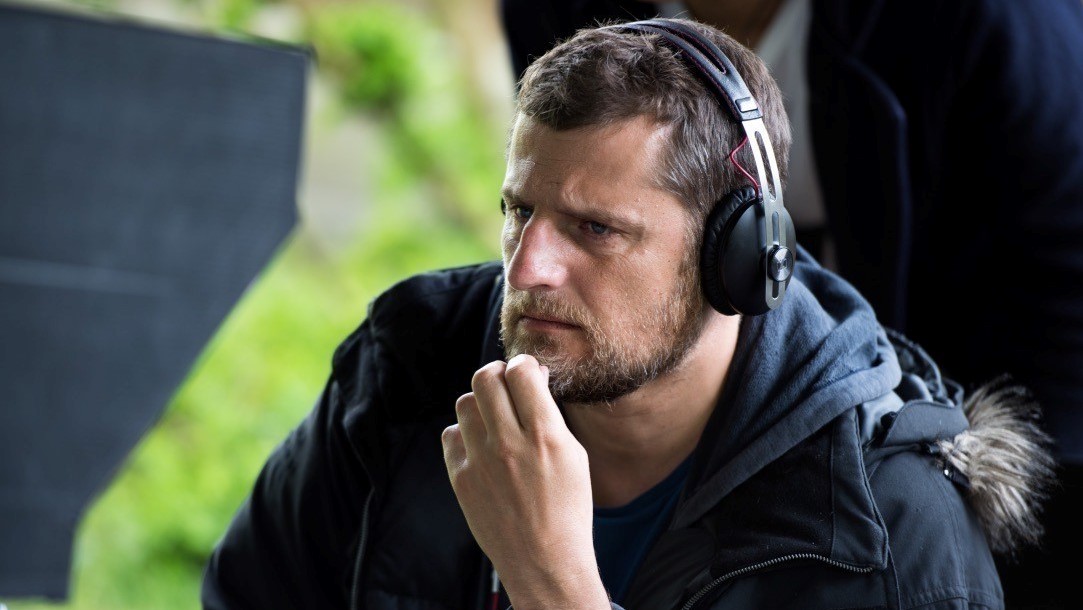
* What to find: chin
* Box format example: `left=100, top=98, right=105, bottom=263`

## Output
left=508, top=343, right=588, bottom=370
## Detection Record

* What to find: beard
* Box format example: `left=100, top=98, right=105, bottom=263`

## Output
left=499, top=256, right=709, bottom=405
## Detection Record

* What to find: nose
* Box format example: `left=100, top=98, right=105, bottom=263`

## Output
left=504, top=216, right=568, bottom=291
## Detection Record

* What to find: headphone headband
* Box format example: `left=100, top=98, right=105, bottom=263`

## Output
left=611, top=21, right=762, bottom=123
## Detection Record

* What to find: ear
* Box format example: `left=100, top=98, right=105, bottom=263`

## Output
left=700, top=186, right=760, bottom=316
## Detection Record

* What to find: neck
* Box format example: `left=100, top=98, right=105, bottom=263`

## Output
left=564, top=312, right=740, bottom=508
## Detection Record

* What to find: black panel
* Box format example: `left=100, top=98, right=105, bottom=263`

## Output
left=0, top=4, right=308, bottom=598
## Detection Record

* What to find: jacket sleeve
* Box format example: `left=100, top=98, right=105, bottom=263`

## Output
left=201, top=323, right=375, bottom=609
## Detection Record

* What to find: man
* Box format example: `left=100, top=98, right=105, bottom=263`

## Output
left=503, top=6, right=1083, bottom=605
left=203, top=19, right=1050, bottom=609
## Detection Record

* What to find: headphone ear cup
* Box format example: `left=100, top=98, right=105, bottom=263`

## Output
left=701, top=186, right=768, bottom=316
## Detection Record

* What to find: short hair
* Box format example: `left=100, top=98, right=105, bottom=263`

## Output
left=516, top=18, right=791, bottom=242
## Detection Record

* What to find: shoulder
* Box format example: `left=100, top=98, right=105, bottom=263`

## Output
left=818, top=0, right=1083, bottom=39
left=330, top=261, right=504, bottom=416
left=861, top=337, right=1003, bottom=608
left=817, top=0, right=1083, bottom=77
left=867, top=444, right=1002, bottom=608
left=366, top=261, right=504, bottom=331
left=857, top=334, right=1056, bottom=608
left=862, top=396, right=1006, bottom=609
left=895, top=0, right=1083, bottom=82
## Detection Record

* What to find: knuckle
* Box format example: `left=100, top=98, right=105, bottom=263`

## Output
left=491, top=438, right=518, bottom=463
left=541, top=433, right=565, bottom=456
left=471, top=361, right=507, bottom=391
left=454, top=393, right=476, bottom=418
left=572, top=442, right=589, bottom=464
left=447, top=465, right=464, bottom=489
left=540, top=427, right=580, bottom=460
left=441, top=424, right=461, bottom=445
left=503, top=355, right=535, bottom=381
left=449, top=467, right=474, bottom=494
left=529, top=424, right=559, bottom=450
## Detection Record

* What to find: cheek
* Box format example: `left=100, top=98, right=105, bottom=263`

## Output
left=501, top=227, right=519, bottom=261
left=578, top=270, right=640, bottom=326
left=600, top=255, right=686, bottom=314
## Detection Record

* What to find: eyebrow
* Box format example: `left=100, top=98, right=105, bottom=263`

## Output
left=501, top=188, right=646, bottom=231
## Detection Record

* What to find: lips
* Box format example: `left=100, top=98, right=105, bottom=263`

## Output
left=524, top=312, right=571, bottom=324
left=520, top=312, right=579, bottom=328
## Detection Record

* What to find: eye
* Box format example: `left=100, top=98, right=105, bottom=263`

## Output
left=586, top=221, right=611, bottom=236
left=513, top=206, right=533, bottom=221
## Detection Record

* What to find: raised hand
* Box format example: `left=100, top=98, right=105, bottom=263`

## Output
left=442, top=354, right=610, bottom=610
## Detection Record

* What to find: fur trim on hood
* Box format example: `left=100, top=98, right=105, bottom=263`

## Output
left=934, top=375, right=1057, bottom=556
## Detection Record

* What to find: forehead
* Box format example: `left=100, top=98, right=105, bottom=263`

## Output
left=503, top=115, right=687, bottom=225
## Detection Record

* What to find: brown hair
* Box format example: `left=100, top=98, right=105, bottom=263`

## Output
left=516, top=18, right=791, bottom=244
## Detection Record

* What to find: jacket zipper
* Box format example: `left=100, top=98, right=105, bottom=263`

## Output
left=349, top=488, right=376, bottom=610
left=679, top=553, right=875, bottom=610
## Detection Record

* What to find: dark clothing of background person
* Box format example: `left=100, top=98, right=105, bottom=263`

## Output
left=499, top=1, right=1083, bottom=606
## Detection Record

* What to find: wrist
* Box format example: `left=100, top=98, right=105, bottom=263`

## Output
left=503, top=566, right=610, bottom=610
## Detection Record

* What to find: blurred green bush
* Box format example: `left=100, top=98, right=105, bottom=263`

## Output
left=13, top=2, right=506, bottom=608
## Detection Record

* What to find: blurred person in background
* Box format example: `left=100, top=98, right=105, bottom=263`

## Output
left=501, top=2, right=1083, bottom=607
left=203, top=18, right=1052, bottom=610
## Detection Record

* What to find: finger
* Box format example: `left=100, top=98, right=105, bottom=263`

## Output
left=471, top=360, right=523, bottom=436
left=455, top=392, right=487, bottom=454
left=441, top=424, right=466, bottom=470
left=503, top=354, right=560, bottom=432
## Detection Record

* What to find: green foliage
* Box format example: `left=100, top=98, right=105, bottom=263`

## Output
left=307, top=4, right=425, bottom=112
left=214, top=0, right=259, bottom=33
left=308, top=4, right=506, bottom=239
left=9, top=2, right=505, bottom=609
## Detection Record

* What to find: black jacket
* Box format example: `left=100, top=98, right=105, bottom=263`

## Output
left=500, top=0, right=1083, bottom=462
left=203, top=256, right=1047, bottom=609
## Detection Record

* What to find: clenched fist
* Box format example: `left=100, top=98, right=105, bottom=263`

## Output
left=441, top=354, right=610, bottom=610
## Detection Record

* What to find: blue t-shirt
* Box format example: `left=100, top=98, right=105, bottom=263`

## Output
left=593, top=458, right=693, bottom=604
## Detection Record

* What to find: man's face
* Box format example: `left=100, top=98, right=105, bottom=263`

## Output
left=500, top=114, right=709, bottom=404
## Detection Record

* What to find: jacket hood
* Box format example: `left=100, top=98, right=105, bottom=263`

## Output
left=660, top=248, right=1055, bottom=573
left=674, top=252, right=901, bottom=530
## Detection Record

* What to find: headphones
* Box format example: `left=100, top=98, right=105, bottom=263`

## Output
left=607, top=19, right=796, bottom=316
